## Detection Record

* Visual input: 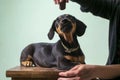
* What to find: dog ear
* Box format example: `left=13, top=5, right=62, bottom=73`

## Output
left=48, top=20, right=56, bottom=40
left=76, top=19, right=86, bottom=36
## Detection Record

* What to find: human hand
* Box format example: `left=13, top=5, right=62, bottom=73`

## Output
left=58, top=64, right=97, bottom=80
left=54, top=0, right=69, bottom=10
left=54, top=0, right=69, bottom=4
left=58, top=64, right=120, bottom=80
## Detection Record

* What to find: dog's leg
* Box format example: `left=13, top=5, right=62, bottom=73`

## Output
left=21, top=55, right=34, bottom=67
left=20, top=44, right=35, bottom=67
left=56, top=56, right=76, bottom=70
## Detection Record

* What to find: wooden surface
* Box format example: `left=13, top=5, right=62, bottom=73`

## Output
left=6, top=66, right=64, bottom=80
left=6, top=66, right=117, bottom=80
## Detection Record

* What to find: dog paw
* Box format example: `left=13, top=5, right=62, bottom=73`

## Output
left=21, top=61, right=33, bottom=67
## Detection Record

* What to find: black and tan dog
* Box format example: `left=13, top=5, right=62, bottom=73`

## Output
left=20, top=14, right=86, bottom=70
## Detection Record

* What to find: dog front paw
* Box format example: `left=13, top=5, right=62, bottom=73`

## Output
left=21, top=61, right=33, bottom=67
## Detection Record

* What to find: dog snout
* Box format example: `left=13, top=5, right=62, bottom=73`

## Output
left=61, top=19, right=72, bottom=33
left=62, top=19, right=69, bottom=24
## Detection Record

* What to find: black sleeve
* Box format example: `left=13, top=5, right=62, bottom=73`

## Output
left=71, top=0, right=119, bottom=19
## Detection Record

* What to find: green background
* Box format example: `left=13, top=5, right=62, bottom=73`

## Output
left=0, top=0, right=109, bottom=80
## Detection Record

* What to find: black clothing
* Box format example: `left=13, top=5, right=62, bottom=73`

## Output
left=70, top=0, right=120, bottom=79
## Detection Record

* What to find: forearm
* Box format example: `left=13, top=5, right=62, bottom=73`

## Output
left=93, top=65, right=120, bottom=79
left=70, top=0, right=89, bottom=8
left=70, top=0, right=114, bottom=19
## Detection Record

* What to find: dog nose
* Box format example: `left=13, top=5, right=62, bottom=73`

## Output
left=62, top=19, right=69, bottom=24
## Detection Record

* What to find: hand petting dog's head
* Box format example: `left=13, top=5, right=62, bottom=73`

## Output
left=48, top=14, right=86, bottom=43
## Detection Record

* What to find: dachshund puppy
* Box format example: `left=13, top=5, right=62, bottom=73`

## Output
left=20, top=14, right=86, bottom=70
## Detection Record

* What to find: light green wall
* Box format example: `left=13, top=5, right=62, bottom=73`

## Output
left=0, top=0, right=109, bottom=80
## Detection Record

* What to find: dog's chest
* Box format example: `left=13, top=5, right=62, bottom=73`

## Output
left=63, top=49, right=85, bottom=64
left=64, top=52, right=85, bottom=64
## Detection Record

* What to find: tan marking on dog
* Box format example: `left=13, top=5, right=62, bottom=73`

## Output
left=26, top=55, right=32, bottom=60
left=21, top=55, right=33, bottom=67
left=56, top=22, right=76, bottom=43
left=21, top=61, right=33, bottom=67
left=64, top=55, right=85, bottom=64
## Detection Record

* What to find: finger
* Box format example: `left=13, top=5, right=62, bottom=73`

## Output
left=59, top=0, right=63, bottom=3
left=59, top=72, right=69, bottom=77
left=60, top=0, right=67, bottom=3
left=58, top=0, right=60, bottom=3
left=58, top=76, right=80, bottom=80
left=54, top=0, right=57, bottom=4
left=59, top=71, right=77, bottom=77
left=54, top=0, right=59, bottom=4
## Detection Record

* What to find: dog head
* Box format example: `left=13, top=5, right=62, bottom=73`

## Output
left=48, top=14, right=86, bottom=43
